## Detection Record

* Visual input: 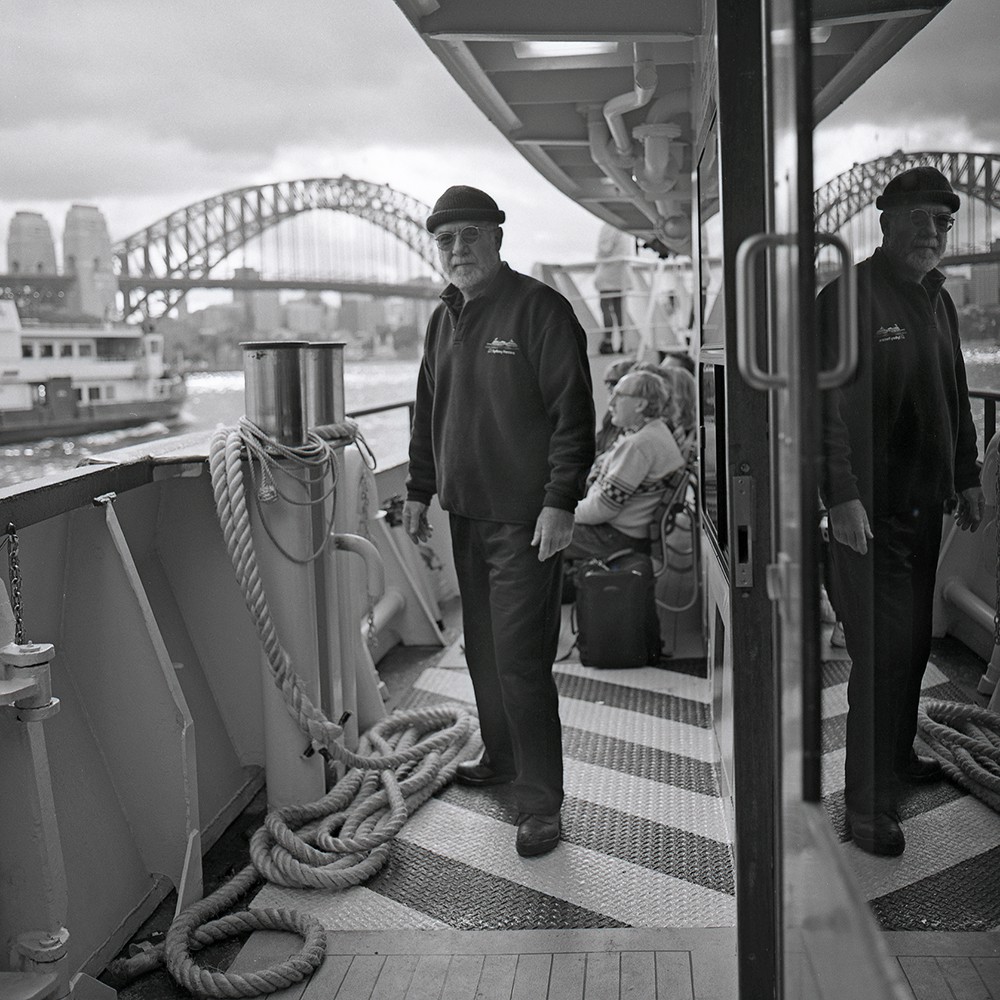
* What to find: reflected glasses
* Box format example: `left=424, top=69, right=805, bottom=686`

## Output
left=433, top=225, right=496, bottom=250
left=905, top=209, right=955, bottom=232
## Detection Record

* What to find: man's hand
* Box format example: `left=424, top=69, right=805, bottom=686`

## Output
left=828, top=498, right=873, bottom=555
left=531, top=506, right=574, bottom=561
left=954, top=486, right=986, bottom=532
left=402, top=500, right=432, bottom=543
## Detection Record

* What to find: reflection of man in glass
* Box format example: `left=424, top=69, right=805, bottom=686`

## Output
left=820, top=166, right=984, bottom=858
left=593, top=223, right=631, bottom=354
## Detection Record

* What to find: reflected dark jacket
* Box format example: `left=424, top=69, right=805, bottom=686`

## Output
left=406, top=263, right=595, bottom=523
left=820, top=248, right=980, bottom=516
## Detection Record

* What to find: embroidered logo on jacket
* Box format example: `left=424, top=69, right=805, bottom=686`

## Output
left=485, top=338, right=519, bottom=356
left=874, top=324, right=907, bottom=343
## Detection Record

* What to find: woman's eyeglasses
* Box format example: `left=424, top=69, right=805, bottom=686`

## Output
left=433, top=225, right=497, bottom=250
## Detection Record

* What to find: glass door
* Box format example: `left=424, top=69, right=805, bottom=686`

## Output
left=738, top=0, right=910, bottom=995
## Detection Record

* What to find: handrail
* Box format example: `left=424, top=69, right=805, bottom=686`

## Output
left=0, top=398, right=420, bottom=530
left=0, top=387, right=994, bottom=533
left=969, top=387, right=999, bottom=446
left=349, top=399, right=415, bottom=427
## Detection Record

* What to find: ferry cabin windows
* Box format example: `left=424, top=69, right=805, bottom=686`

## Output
left=21, top=340, right=97, bottom=358
left=74, top=384, right=116, bottom=403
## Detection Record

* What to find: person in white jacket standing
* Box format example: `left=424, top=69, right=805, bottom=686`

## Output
left=593, top=223, right=632, bottom=354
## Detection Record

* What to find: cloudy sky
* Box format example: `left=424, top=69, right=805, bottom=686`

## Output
left=1, top=0, right=997, bottom=276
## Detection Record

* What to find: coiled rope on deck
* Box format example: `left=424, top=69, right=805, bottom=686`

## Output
left=918, top=700, right=1000, bottom=812
left=108, top=420, right=480, bottom=997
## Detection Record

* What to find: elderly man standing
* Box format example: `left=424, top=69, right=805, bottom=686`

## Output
left=402, top=185, right=595, bottom=857
left=821, top=166, right=984, bottom=857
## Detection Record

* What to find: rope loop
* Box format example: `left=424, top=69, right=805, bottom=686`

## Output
left=110, top=424, right=481, bottom=997
left=918, top=699, right=1000, bottom=812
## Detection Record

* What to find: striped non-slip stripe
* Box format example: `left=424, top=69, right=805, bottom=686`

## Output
left=414, top=667, right=719, bottom=763
left=253, top=881, right=451, bottom=930
left=868, top=842, right=1000, bottom=931
left=396, top=798, right=736, bottom=928
left=841, top=795, right=1000, bottom=899
left=436, top=781, right=734, bottom=897
left=554, top=661, right=713, bottom=703
left=554, top=670, right=712, bottom=729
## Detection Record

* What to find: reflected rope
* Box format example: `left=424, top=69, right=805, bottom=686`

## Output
left=918, top=701, right=1000, bottom=812
left=107, top=421, right=480, bottom=998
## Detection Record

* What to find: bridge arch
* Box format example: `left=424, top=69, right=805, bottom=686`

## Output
left=112, top=176, right=442, bottom=317
left=814, top=150, right=1000, bottom=233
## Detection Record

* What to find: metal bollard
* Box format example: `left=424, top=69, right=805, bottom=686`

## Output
left=242, top=340, right=310, bottom=445
left=303, top=342, right=346, bottom=428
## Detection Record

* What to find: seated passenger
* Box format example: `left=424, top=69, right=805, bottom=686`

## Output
left=565, top=371, right=685, bottom=562
left=657, top=362, right=697, bottom=451
left=596, top=357, right=639, bottom=455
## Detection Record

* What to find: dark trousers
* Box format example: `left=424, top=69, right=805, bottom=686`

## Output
left=449, top=515, right=565, bottom=815
left=829, top=504, right=943, bottom=815
left=564, top=522, right=651, bottom=561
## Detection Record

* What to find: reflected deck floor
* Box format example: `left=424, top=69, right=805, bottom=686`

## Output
left=821, top=630, right=1000, bottom=933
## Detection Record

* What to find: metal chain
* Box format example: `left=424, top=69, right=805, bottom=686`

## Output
left=6, top=524, right=26, bottom=645
left=357, top=467, right=378, bottom=655
left=994, top=454, right=999, bottom=647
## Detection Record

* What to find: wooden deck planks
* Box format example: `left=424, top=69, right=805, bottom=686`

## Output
left=281, top=928, right=741, bottom=999
left=882, top=933, right=1000, bottom=1000
left=936, top=956, right=992, bottom=1000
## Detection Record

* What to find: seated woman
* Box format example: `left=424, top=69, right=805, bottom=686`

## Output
left=565, top=370, right=685, bottom=562
left=657, top=362, right=697, bottom=452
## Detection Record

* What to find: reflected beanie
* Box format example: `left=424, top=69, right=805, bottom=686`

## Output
left=875, top=166, right=960, bottom=212
left=426, top=185, right=505, bottom=232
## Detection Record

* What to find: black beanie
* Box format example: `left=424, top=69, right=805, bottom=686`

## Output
left=875, top=166, right=960, bottom=212
left=426, top=185, right=505, bottom=232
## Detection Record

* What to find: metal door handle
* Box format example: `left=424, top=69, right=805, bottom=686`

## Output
left=735, top=232, right=794, bottom=389
left=815, top=232, right=857, bottom=389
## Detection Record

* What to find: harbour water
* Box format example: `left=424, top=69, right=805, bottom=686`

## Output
left=0, top=358, right=421, bottom=487
left=1, top=348, right=998, bottom=489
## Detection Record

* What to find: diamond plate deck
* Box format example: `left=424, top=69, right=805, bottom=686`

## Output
left=254, top=633, right=736, bottom=931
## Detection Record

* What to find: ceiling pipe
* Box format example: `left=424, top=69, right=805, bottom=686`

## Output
left=586, top=110, right=691, bottom=254
left=603, top=43, right=658, bottom=158
left=632, top=87, right=692, bottom=196
left=587, top=111, right=660, bottom=227
left=633, top=122, right=682, bottom=195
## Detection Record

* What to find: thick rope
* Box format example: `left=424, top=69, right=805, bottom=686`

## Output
left=107, top=423, right=481, bottom=997
left=917, top=700, right=1000, bottom=812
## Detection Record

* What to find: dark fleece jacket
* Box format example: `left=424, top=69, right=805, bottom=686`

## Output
left=406, top=263, right=596, bottom=523
left=820, top=248, right=980, bottom=516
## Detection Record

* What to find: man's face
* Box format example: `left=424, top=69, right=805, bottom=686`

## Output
left=882, top=200, right=953, bottom=278
left=434, top=221, right=502, bottom=297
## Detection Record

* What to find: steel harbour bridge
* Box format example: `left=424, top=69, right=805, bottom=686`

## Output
left=3, top=154, right=999, bottom=321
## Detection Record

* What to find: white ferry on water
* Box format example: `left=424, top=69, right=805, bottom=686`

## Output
left=0, top=301, right=186, bottom=445
left=2, top=2, right=1000, bottom=1000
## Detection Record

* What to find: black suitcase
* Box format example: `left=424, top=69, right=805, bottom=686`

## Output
left=575, top=552, right=661, bottom=668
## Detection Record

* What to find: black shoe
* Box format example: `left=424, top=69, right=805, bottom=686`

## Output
left=897, top=751, right=943, bottom=784
left=598, top=339, right=615, bottom=355
left=846, top=810, right=905, bottom=857
left=455, top=759, right=515, bottom=787
left=516, top=812, right=561, bottom=857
